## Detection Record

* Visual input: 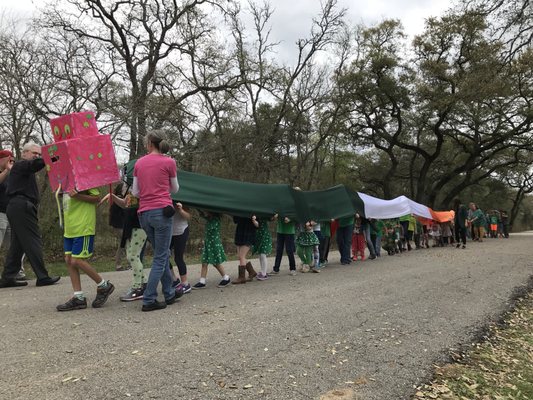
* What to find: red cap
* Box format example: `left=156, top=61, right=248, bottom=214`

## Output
left=0, top=150, right=13, bottom=159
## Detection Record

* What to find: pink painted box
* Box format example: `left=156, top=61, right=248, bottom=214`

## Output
left=50, top=111, right=99, bottom=142
left=43, top=111, right=120, bottom=192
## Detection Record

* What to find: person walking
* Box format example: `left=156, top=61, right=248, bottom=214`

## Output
left=271, top=215, right=297, bottom=275
left=453, top=199, right=468, bottom=249
left=336, top=214, right=354, bottom=264
left=133, top=131, right=179, bottom=311
left=469, top=203, right=487, bottom=242
left=0, top=143, right=59, bottom=288
left=56, top=187, right=114, bottom=311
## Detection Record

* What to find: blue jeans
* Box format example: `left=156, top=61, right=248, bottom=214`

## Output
left=371, top=235, right=382, bottom=256
left=336, top=225, right=353, bottom=264
left=139, top=208, right=174, bottom=305
left=362, top=225, right=376, bottom=256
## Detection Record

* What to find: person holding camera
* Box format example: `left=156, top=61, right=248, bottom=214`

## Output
left=0, top=143, right=60, bottom=288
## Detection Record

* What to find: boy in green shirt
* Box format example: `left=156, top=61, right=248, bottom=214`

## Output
left=272, top=216, right=297, bottom=275
left=56, top=187, right=114, bottom=311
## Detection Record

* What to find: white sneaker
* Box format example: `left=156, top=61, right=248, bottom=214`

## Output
left=289, top=270, right=297, bottom=276
left=15, top=272, right=27, bottom=281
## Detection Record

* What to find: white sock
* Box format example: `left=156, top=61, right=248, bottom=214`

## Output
left=199, top=277, right=206, bottom=284
left=74, top=291, right=85, bottom=300
left=259, top=254, right=268, bottom=274
left=97, top=279, right=108, bottom=288
left=222, top=274, right=230, bottom=281
left=313, top=246, right=319, bottom=267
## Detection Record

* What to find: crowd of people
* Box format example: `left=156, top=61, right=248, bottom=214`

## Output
left=0, top=134, right=512, bottom=313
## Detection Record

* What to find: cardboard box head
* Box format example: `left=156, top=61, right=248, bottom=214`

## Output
left=43, top=134, right=120, bottom=192
left=50, top=111, right=99, bottom=142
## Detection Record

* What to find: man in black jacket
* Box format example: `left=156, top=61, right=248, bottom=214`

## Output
left=0, top=143, right=59, bottom=288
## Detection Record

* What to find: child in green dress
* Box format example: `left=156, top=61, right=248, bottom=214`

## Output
left=296, top=221, right=320, bottom=273
left=252, top=214, right=275, bottom=281
left=192, top=211, right=231, bottom=289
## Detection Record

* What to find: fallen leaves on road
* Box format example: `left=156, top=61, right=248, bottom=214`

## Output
left=320, top=388, right=356, bottom=399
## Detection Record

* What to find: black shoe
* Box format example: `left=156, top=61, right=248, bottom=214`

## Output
left=175, top=286, right=185, bottom=298
left=92, top=282, right=115, bottom=308
left=142, top=301, right=167, bottom=312
left=165, top=294, right=178, bottom=305
left=192, top=282, right=206, bottom=289
left=217, top=278, right=231, bottom=287
left=0, top=278, right=28, bottom=288
left=36, top=276, right=61, bottom=287
left=369, top=254, right=376, bottom=260
left=57, top=297, right=87, bottom=311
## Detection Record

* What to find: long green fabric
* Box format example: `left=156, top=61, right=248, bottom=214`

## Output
left=123, top=160, right=365, bottom=220
left=174, top=171, right=365, bottom=221
left=290, top=184, right=365, bottom=222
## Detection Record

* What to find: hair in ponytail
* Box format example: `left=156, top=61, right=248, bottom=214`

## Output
left=145, top=130, right=170, bottom=154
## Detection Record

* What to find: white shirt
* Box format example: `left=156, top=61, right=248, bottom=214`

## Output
left=172, top=212, right=189, bottom=236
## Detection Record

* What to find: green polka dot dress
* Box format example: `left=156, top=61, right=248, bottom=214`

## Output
left=252, top=220, right=272, bottom=255
left=201, top=216, right=226, bottom=265
left=295, top=229, right=320, bottom=246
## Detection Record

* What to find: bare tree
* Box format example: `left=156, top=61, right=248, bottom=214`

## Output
left=38, top=0, right=242, bottom=159
left=0, top=17, right=47, bottom=155
left=227, top=0, right=346, bottom=184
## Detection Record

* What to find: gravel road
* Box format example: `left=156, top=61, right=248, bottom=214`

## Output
left=1, top=233, right=532, bottom=400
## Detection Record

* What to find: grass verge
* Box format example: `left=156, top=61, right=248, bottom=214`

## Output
left=413, top=291, right=533, bottom=400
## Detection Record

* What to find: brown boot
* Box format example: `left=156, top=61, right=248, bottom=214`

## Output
left=245, top=261, right=257, bottom=281
left=233, top=265, right=247, bottom=284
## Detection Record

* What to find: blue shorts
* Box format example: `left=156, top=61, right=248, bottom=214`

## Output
left=64, top=236, right=95, bottom=259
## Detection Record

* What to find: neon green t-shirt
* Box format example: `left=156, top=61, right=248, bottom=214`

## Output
left=63, top=188, right=100, bottom=238
left=408, top=215, right=416, bottom=232
left=399, top=214, right=411, bottom=222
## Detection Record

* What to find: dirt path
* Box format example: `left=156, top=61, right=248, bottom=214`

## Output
left=1, top=233, right=532, bottom=400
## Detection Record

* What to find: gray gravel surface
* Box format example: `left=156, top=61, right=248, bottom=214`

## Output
left=1, top=233, right=532, bottom=400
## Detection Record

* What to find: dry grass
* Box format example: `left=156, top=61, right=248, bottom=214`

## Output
left=413, top=293, right=533, bottom=399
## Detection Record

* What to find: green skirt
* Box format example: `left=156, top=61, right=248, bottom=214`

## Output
left=252, top=221, right=272, bottom=255
left=295, top=231, right=319, bottom=246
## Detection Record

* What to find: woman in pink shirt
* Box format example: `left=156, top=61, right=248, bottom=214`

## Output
left=132, top=131, right=179, bottom=312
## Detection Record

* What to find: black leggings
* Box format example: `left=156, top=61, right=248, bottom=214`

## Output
left=455, top=225, right=466, bottom=245
left=170, top=227, right=189, bottom=277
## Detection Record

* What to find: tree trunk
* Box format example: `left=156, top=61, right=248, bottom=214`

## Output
left=509, top=188, right=525, bottom=231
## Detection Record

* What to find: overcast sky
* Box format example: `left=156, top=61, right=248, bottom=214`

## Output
left=1, top=0, right=450, bottom=62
